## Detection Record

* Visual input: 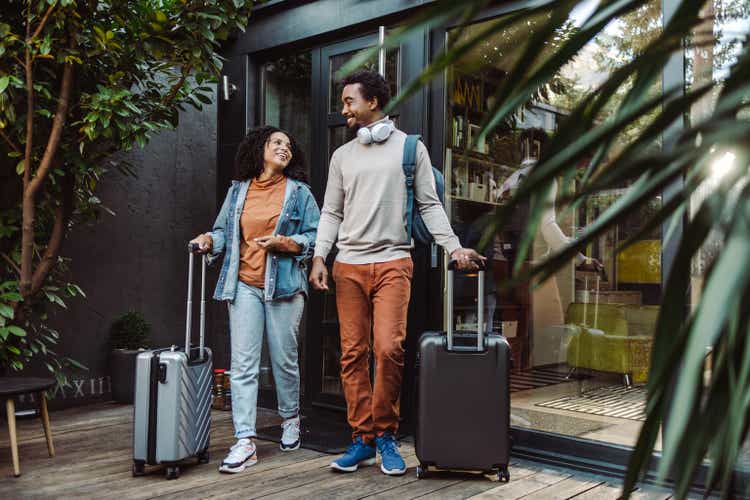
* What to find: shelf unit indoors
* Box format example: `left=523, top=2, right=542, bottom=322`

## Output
left=444, top=68, right=520, bottom=220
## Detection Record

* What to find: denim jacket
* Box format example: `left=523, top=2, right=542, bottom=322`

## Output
left=208, top=178, right=320, bottom=302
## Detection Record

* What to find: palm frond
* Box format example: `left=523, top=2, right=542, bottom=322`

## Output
left=395, top=1, right=750, bottom=497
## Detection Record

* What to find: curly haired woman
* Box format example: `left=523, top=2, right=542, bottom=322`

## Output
left=191, top=126, right=320, bottom=473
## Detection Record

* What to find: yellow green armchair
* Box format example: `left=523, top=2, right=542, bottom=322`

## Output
left=565, top=303, right=658, bottom=385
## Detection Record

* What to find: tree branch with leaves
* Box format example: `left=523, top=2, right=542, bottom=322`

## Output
left=0, top=0, right=253, bottom=384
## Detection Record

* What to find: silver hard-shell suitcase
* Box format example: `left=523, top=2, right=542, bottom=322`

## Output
left=132, top=245, right=213, bottom=479
left=415, top=262, right=511, bottom=482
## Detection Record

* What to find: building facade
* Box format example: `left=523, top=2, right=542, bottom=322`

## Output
left=212, top=0, right=747, bottom=487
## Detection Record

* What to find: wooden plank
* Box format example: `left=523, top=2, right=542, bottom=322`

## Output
left=1, top=425, right=132, bottom=463
left=519, top=476, right=605, bottom=500
left=186, top=444, right=426, bottom=500
left=0, top=404, right=274, bottom=498
left=362, top=476, right=463, bottom=499
left=0, top=404, right=132, bottom=446
left=568, top=482, right=626, bottom=499
left=121, top=454, right=328, bottom=500
left=467, top=470, right=573, bottom=499
left=0, top=402, right=680, bottom=500
left=0, top=404, right=243, bottom=448
left=361, top=459, right=532, bottom=500
left=13, top=437, right=269, bottom=496
left=28, top=441, right=302, bottom=499
left=628, top=487, right=673, bottom=500
left=0, top=449, right=130, bottom=482
left=0, top=423, right=238, bottom=486
left=241, top=450, right=420, bottom=500
left=155, top=452, right=336, bottom=499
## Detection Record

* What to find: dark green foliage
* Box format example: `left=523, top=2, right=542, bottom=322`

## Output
left=365, top=0, right=749, bottom=497
left=109, top=311, right=151, bottom=351
left=0, top=0, right=253, bottom=386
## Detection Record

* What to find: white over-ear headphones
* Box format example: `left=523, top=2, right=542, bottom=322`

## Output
left=357, top=120, right=395, bottom=145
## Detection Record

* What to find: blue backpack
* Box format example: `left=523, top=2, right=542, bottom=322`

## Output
left=402, top=134, right=445, bottom=246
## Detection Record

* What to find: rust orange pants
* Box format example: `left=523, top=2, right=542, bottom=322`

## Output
left=332, top=257, right=413, bottom=443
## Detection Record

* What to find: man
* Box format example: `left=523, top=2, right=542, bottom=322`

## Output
left=309, top=70, right=484, bottom=476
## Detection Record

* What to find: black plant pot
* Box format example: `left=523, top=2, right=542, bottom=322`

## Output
left=110, top=349, right=140, bottom=403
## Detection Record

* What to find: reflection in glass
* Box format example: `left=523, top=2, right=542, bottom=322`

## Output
left=688, top=0, right=749, bottom=309
left=260, top=51, right=313, bottom=394
left=317, top=41, right=400, bottom=397
left=329, top=48, right=399, bottom=113
left=322, top=334, right=343, bottom=395
left=445, top=2, right=662, bottom=448
left=263, top=52, right=313, bottom=178
left=686, top=0, right=750, bottom=480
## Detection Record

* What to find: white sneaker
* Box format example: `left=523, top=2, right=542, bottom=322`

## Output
left=219, top=438, right=257, bottom=473
left=280, top=416, right=301, bottom=451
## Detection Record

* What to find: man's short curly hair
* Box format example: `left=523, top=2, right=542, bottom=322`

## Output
left=234, top=126, right=308, bottom=183
left=341, top=70, right=391, bottom=110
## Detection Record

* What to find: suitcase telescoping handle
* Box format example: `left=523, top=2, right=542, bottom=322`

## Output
left=581, top=269, right=602, bottom=329
left=446, top=259, right=486, bottom=352
left=186, top=242, right=207, bottom=361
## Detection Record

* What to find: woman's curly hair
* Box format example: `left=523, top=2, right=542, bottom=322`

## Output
left=234, top=126, right=308, bottom=183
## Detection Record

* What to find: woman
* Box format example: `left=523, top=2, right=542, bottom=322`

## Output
left=191, top=126, right=320, bottom=473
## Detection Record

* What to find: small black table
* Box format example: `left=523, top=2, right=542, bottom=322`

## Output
left=0, top=377, right=56, bottom=477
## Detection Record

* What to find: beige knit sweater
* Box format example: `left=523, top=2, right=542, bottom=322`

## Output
left=314, top=122, right=461, bottom=264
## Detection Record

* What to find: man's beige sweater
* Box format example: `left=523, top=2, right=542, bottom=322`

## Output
left=314, top=123, right=461, bottom=264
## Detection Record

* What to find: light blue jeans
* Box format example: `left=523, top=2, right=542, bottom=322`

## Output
left=228, top=282, right=304, bottom=439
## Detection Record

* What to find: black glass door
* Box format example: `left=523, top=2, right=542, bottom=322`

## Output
left=305, top=34, right=402, bottom=411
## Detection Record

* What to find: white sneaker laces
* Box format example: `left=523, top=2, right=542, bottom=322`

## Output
left=225, top=439, right=256, bottom=464
left=281, top=417, right=300, bottom=444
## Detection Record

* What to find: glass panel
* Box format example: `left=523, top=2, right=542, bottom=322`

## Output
left=260, top=51, right=313, bottom=391
left=316, top=125, right=368, bottom=396
left=687, top=1, right=748, bottom=310
left=263, top=52, right=313, bottom=179
left=318, top=118, right=402, bottom=397
left=445, top=3, right=662, bottom=448
left=687, top=1, right=750, bottom=487
left=329, top=47, right=399, bottom=113
left=321, top=334, right=343, bottom=395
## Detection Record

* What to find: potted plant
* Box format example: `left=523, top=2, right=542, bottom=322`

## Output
left=109, top=312, right=151, bottom=404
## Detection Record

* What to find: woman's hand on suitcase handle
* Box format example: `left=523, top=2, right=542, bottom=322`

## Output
left=449, top=248, right=486, bottom=271
left=189, top=234, right=213, bottom=254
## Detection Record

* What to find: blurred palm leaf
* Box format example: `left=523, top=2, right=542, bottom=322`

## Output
left=348, top=0, right=749, bottom=497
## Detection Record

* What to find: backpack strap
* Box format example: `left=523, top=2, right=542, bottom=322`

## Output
left=402, top=134, right=421, bottom=242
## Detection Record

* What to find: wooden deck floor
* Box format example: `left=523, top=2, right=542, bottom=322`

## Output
left=0, top=403, right=674, bottom=499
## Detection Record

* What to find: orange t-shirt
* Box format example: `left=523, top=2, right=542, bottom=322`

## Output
left=238, top=175, right=287, bottom=288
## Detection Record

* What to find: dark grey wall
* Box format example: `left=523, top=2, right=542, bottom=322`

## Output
left=37, top=96, right=229, bottom=410
left=227, top=0, right=434, bottom=56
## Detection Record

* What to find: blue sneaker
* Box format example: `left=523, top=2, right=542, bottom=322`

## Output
left=375, top=433, right=406, bottom=475
left=330, top=437, right=376, bottom=472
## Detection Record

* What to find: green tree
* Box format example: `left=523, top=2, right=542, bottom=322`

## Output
left=0, top=0, right=252, bottom=383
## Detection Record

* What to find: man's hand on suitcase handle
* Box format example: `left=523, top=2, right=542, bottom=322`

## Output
left=189, top=234, right=213, bottom=254
left=449, top=248, right=486, bottom=271
left=576, top=256, right=603, bottom=274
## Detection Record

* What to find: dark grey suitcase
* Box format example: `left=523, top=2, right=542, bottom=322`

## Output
left=132, top=245, right=213, bottom=480
left=415, top=263, right=511, bottom=482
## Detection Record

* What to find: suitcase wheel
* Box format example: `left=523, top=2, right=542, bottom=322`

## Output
left=165, top=466, right=180, bottom=480
left=416, top=464, right=428, bottom=479
left=198, top=449, right=210, bottom=464
left=132, top=461, right=146, bottom=477
left=497, top=466, right=510, bottom=483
